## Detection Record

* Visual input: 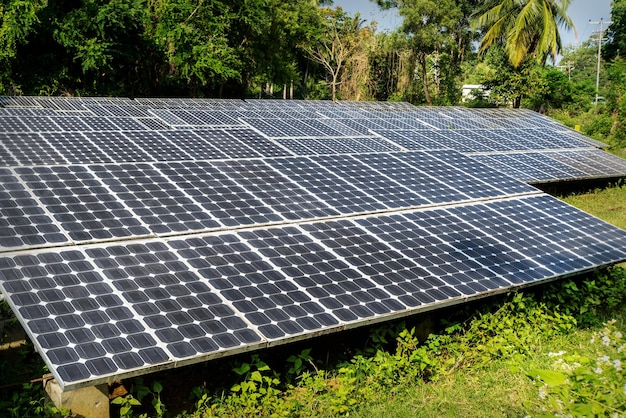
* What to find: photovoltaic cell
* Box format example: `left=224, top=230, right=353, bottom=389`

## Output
left=435, top=130, right=496, bottom=152
left=121, top=131, right=192, bottom=161
left=478, top=153, right=548, bottom=182
left=225, top=129, right=291, bottom=157
left=82, top=131, right=155, bottom=163
left=15, top=166, right=151, bottom=242
left=549, top=152, right=610, bottom=176
left=212, top=159, right=336, bottom=221
left=0, top=133, right=68, bottom=166
left=77, top=116, right=121, bottom=131
left=309, top=154, right=436, bottom=209
left=91, top=163, right=221, bottom=235
left=50, top=116, right=91, bottom=132
left=521, top=152, right=589, bottom=179
left=392, top=152, right=503, bottom=200
left=469, top=155, right=531, bottom=182
left=194, top=130, right=261, bottom=159
left=301, top=219, right=428, bottom=313
left=451, top=129, right=514, bottom=152
left=574, top=149, right=626, bottom=176
left=267, top=156, right=390, bottom=214
left=172, top=230, right=340, bottom=340
left=274, top=139, right=322, bottom=155
left=154, top=160, right=284, bottom=227
left=373, top=129, right=444, bottom=150
left=298, top=119, right=345, bottom=136
left=419, top=150, right=537, bottom=195
left=0, top=169, right=69, bottom=251
left=40, top=132, right=113, bottom=165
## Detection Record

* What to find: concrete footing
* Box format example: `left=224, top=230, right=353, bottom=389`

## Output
left=43, top=375, right=109, bottom=418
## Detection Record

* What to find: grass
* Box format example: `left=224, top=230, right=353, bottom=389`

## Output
left=350, top=329, right=602, bottom=418
left=562, top=183, right=626, bottom=230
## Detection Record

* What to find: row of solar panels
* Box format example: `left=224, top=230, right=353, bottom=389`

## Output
left=0, top=95, right=586, bottom=133
left=0, top=110, right=570, bottom=133
left=0, top=151, right=535, bottom=253
left=3, top=192, right=626, bottom=389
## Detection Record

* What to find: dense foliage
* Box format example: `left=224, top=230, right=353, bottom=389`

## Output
left=0, top=0, right=584, bottom=105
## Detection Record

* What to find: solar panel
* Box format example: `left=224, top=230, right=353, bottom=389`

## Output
left=373, top=129, right=445, bottom=150
left=91, top=163, right=221, bottom=235
left=0, top=169, right=69, bottom=251
left=39, top=132, right=114, bottom=164
left=14, top=165, right=152, bottom=242
left=225, top=129, right=291, bottom=157
left=1, top=97, right=626, bottom=392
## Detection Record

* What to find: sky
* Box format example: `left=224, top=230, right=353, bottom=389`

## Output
left=333, top=0, right=613, bottom=49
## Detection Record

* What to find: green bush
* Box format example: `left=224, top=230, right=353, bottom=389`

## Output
left=541, top=267, right=626, bottom=327
left=583, top=113, right=614, bottom=140
left=529, top=319, right=626, bottom=416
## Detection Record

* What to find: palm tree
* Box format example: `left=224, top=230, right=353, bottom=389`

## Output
left=471, top=0, right=575, bottom=68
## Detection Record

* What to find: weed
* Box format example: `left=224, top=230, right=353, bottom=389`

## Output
left=542, top=267, right=626, bottom=326
left=222, top=354, right=284, bottom=416
left=110, top=379, right=165, bottom=418
left=528, top=319, right=626, bottom=416
left=285, top=348, right=314, bottom=384
left=111, top=393, right=142, bottom=418
left=1, top=382, right=69, bottom=418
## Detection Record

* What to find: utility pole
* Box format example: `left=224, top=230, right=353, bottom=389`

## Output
left=589, top=18, right=612, bottom=105
left=556, top=61, right=574, bottom=81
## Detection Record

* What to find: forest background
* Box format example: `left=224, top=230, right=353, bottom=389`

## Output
left=2, top=0, right=626, bottom=149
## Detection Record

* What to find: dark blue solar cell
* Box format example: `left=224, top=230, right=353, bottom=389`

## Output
left=56, top=363, right=91, bottom=383
left=86, top=358, right=118, bottom=375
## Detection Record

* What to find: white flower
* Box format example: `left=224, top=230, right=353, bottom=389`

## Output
left=549, top=351, right=566, bottom=357
left=614, top=331, right=623, bottom=339
left=538, top=385, right=548, bottom=400
left=613, top=359, right=622, bottom=371
left=594, top=366, right=603, bottom=374
left=602, top=335, right=611, bottom=346
left=618, top=343, right=625, bottom=353
left=598, top=355, right=611, bottom=364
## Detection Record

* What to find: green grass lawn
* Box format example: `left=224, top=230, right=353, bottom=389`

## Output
left=562, top=183, right=626, bottom=230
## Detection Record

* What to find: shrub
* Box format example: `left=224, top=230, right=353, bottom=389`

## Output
left=529, top=319, right=626, bottom=416
left=541, top=267, right=626, bottom=327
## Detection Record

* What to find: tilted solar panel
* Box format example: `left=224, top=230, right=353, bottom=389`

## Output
left=1, top=97, right=626, bottom=392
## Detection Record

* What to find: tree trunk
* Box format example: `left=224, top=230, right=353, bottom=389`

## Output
left=419, top=55, right=432, bottom=106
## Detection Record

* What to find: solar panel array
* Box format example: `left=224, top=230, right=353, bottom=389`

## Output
left=1, top=96, right=626, bottom=391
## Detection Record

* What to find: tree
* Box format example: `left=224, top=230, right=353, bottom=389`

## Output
left=0, top=0, right=46, bottom=93
left=471, top=0, right=575, bottom=68
left=558, top=41, right=606, bottom=111
left=229, top=0, right=327, bottom=99
left=477, top=47, right=546, bottom=108
left=51, top=0, right=153, bottom=95
left=604, top=0, right=626, bottom=61
left=302, top=7, right=368, bottom=101
left=374, top=0, right=478, bottom=105
left=148, top=0, right=241, bottom=96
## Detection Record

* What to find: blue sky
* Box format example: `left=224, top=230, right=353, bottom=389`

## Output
left=333, top=0, right=612, bottom=48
